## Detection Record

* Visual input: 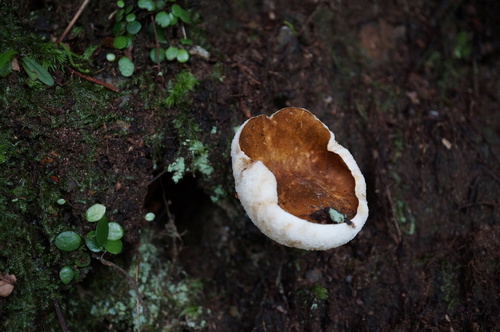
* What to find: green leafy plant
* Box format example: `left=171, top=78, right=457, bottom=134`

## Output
left=83, top=203, right=124, bottom=254
left=54, top=203, right=125, bottom=284
left=111, top=0, right=193, bottom=76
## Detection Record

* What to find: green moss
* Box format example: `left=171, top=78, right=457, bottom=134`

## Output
left=0, top=12, right=124, bottom=329
left=164, top=71, right=198, bottom=108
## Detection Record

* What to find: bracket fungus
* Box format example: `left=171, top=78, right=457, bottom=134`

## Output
left=231, top=107, right=368, bottom=250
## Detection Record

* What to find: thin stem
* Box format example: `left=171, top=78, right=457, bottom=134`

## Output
left=57, top=0, right=91, bottom=43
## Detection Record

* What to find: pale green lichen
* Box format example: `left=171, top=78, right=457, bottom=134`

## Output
left=328, top=208, right=346, bottom=223
left=210, top=185, right=226, bottom=203
left=89, top=231, right=207, bottom=330
left=168, top=157, right=186, bottom=183
left=187, top=139, right=214, bottom=177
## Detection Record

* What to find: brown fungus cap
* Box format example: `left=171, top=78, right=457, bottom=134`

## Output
left=238, top=107, right=358, bottom=223
left=231, top=107, right=368, bottom=250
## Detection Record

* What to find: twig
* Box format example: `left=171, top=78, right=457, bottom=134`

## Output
left=459, top=200, right=497, bottom=210
left=92, top=253, right=149, bottom=319
left=158, top=175, right=184, bottom=278
left=57, top=0, right=91, bottom=43
left=296, top=1, right=323, bottom=37
left=53, top=299, right=70, bottom=332
left=181, top=23, right=187, bottom=40
left=150, top=16, right=163, bottom=80
left=67, top=67, right=119, bottom=92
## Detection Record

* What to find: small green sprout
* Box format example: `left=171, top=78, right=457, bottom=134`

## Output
left=310, top=284, right=329, bottom=300
left=84, top=204, right=124, bottom=254
left=56, top=198, right=66, bottom=205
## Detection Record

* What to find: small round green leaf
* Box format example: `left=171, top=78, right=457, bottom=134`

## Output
left=155, top=11, right=171, bottom=27
left=74, top=252, right=91, bottom=267
left=57, top=198, right=66, bottom=205
left=118, top=57, right=135, bottom=77
left=171, top=4, right=190, bottom=23
left=150, top=48, right=165, bottom=63
left=116, top=9, right=125, bottom=22
left=176, top=49, right=190, bottom=63
left=59, top=266, right=74, bottom=284
left=107, top=222, right=124, bottom=241
left=86, top=203, right=106, bottom=222
left=126, top=21, right=142, bottom=35
left=156, top=0, right=166, bottom=10
left=137, top=0, right=156, bottom=11
left=165, top=46, right=179, bottom=60
left=112, top=21, right=126, bottom=36
left=169, top=12, right=178, bottom=26
left=125, top=4, right=134, bottom=14
left=105, top=239, right=123, bottom=254
left=106, top=53, right=117, bottom=62
left=116, top=1, right=125, bottom=8
left=85, top=231, right=104, bottom=252
left=113, top=35, right=132, bottom=49
left=125, top=13, right=136, bottom=22
left=96, top=218, right=109, bottom=246
left=55, top=231, right=82, bottom=251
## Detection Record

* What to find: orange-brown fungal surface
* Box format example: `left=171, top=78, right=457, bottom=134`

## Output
left=238, top=108, right=358, bottom=223
left=231, top=107, right=368, bottom=250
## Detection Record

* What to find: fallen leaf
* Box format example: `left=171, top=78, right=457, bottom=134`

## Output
left=406, top=91, right=420, bottom=104
left=11, top=57, right=20, bottom=72
left=441, top=138, right=452, bottom=150
left=0, top=273, right=17, bottom=297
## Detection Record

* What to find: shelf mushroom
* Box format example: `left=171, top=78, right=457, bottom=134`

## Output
left=231, top=107, right=368, bottom=250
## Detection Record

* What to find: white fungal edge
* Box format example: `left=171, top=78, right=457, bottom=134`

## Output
left=231, top=109, right=369, bottom=250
